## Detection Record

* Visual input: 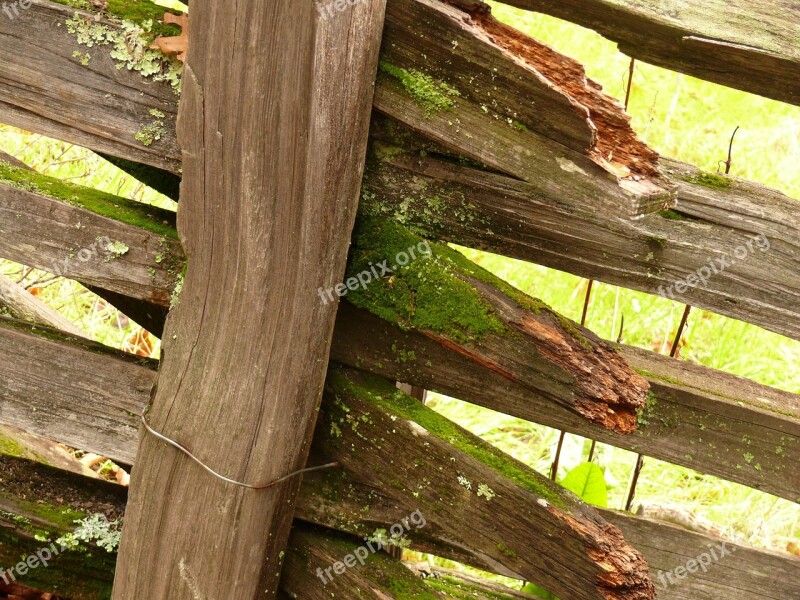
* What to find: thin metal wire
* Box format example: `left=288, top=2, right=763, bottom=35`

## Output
left=141, top=414, right=339, bottom=490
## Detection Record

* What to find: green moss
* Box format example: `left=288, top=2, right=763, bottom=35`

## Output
left=657, top=209, right=695, bottom=221
left=135, top=120, right=167, bottom=147
left=0, top=432, right=27, bottom=458
left=426, top=575, right=528, bottom=599
left=379, top=61, right=460, bottom=115
left=53, top=0, right=182, bottom=38
left=682, top=171, right=733, bottom=190
left=330, top=369, right=568, bottom=509
left=347, top=216, right=504, bottom=342
left=0, top=161, right=178, bottom=239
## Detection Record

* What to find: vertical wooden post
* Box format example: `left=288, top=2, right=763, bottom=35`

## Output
left=112, top=1, right=387, bottom=597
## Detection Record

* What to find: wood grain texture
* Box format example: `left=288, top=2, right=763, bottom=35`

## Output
left=296, top=425, right=800, bottom=600
left=0, top=317, right=155, bottom=465
left=376, top=0, right=673, bottom=217
left=1, top=335, right=795, bottom=599
left=0, top=174, right=181, bottom=307
left=111, top=1, right=388, bottom=598
left=0, top=1, right=181, bottom=173
left=2, top=295, right=797, bottom=501
left=362, top=140, right=800, bottom=341
left=331, top=302, right=800, bottom=502
left=0, top=272, right=85, bottom=336
left=499, top=0, right=800, bottom=106
left=305, top=367, right=655, bottom=600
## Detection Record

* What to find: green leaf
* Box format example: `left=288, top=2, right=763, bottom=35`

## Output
left=521, top=582, right=557, bottom=599
left=558, top=463, right=608, bottom=507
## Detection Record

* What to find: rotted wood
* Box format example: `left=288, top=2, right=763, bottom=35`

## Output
left=296, top=430, right=800, bottom=600
left=331, top=302, right=800, bottom=502
left=376, top=0, right=673, bottom=217
left=0, top=1, right=182, bottom=173
left=112, top=0, right=388, bottom=597
left=2, top=270, right=798, bottom=500
left=344, top=216, right=650, bottom=433
left=0, top=163, right=182, bottom=307
left=3, top=1, right=673, bottom=218
left=362, top=126, right=800, bottom=341
left=0, top=455, right=124, bottom=600
left=497, top=0, right=800, bottom=106
left=304, top=366, right=655, bottom=600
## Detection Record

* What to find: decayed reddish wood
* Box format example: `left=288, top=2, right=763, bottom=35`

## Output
left=304, top=367, right=654, bottom=600
left=331, top=303, right=800, bottom=502
left=345, top=217, right=650, bottom=433
left=377, top=0, right=673, bottom=217
left=499, top=0, right=800, bottom=106
left=111, top=1, right=388, bottom=598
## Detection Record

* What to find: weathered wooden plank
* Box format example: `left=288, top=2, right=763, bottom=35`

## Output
left=0, top=316, right=154, bottom=465
left=0, top=455, right=124, bottom=600
left=498, top=0, right=800, bottom=106
left=2, top=278, right=798, bottom=501
left=331, top=302, right=800, bottom=502
left=295, top=395, right=800, bottom=600
left=2, top=338, right=795, bottom=598
left=0, top=1, right=182, bottom=173
left=4, top=1, right=674, bottom=218
left=0, top=272, right=85, bottom=336
left=305, top=367, right=655, bottom=600
left=342, top=216, right=651, bottom=433
left=0, top=161, right=182, bottom=306
left=112, top=1, right=389, bottom=598
left=362, top=136, right=800, bottom=341
left=375, top=0, right=673, bottom=217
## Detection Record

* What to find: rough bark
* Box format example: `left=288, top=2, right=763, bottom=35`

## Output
left=0, top=163, right=182, bottom=307
left=363, top=128, right=800, bottom=341
left=111, top=1, right=388, bottom=598
left=499, top=0, right=800, bottom=106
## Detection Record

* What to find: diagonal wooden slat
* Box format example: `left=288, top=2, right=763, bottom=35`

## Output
left=496, top=0, right=800, bottom=106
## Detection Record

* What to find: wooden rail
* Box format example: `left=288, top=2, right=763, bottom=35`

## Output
left=499, top=0, right=800, bottom=106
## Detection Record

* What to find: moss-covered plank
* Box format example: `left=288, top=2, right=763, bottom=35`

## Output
left=0, top=0, right=182, bottom=173
left=299, top=366, right=655, bottom=600
left=500, top=0, right=800, bottom=106
left=0, top=161, right=183, bottom=307
left=0, top=455, right=124, bottom=600
left=362, top=125, right=800, bottom=341
left=331, top=302, right=800, bottom=502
